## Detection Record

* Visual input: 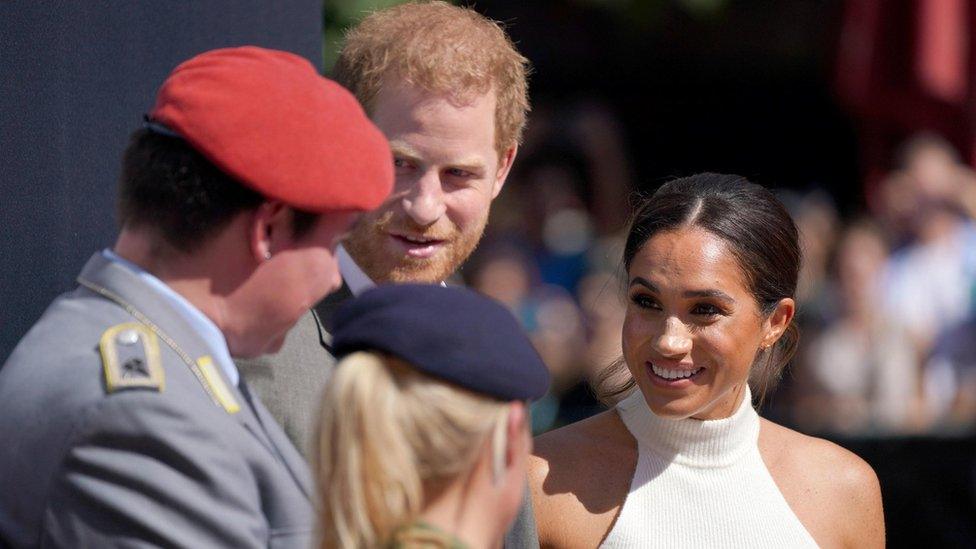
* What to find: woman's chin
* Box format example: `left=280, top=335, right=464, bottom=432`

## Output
left=640, top=382, right=748, bottom=421
left=637, top=386, right=703, bottom=420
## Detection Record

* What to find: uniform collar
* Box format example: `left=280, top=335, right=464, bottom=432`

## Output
left=100, top=249, right=239, bottom=386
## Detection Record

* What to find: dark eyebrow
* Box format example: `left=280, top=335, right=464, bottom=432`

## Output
left=629, top=277, right=657, bottom=292
left=683, top=289, right=735, bottom=302
left=629, top=277, right=735, bottom=302
left=446, top=162, right=487, bottom=175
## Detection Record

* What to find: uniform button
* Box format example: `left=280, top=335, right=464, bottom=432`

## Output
left=117, top=329, right=140, bottom=346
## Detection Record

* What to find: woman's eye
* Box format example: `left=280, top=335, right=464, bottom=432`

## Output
left=691, top=303, right=722, bottom=316
left=630, top=294, right=660, bottom=310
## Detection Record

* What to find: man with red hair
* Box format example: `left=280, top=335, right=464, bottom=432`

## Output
left=236, top=2, right=539, bottom=546
left=241, top=0, right=529, bottom=460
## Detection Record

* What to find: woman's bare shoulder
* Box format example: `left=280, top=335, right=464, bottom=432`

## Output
left=531, top=409, right=635, bottom=498
left=759, top=419, right=885, bottom=548
left=535, top=408, right=633, bottom=458
left=759, top=419, right=881, bottom=495
left=529, top=410, right=636, bottom=548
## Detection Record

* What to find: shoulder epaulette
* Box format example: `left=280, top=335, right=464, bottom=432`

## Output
left=99, top=323, right=164, bottom=393
left=195, top=356, right=240, bottom=414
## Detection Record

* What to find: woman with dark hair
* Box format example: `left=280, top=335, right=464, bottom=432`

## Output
left=529, top=174, right=884, bottom=548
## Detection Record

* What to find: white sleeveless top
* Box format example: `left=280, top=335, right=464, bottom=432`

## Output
left=601, top=388, right=819, bottom=548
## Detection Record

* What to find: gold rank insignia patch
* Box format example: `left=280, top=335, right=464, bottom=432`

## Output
left=99, top=323, right=164, bottom=393
left=196, top=356, right=241, bottom=414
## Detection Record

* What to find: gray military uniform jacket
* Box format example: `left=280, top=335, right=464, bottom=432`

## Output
left=236, top=270, right=541, bottom=549
left=0, top=253, right=314, bottom=548
left=236, top=286, right=349, bottom=459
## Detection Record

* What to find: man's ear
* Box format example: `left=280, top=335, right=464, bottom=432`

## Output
left=491, top=144, right=519, bottom=200
left=761, top=297, right=796, bottom=349
left=248, top=201, right=289, bottom=263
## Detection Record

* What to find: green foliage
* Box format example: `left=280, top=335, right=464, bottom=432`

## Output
left=320, top=0, right=731, bottom=72
left=322, top=0, right=441, bottom=74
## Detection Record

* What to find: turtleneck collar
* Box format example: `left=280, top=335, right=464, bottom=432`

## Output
left=616, top=385, right=759, bottom=468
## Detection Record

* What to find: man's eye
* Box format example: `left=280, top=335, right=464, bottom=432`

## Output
left=446, top=168, right=472, bottom=178
left=393, top=158, right=411, bottom=169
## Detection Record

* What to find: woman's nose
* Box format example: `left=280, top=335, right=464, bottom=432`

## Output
left=652, top=316, right=692, bottom=357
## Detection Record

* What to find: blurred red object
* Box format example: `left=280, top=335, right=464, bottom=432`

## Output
left=835, top=0, right=974, bottom=208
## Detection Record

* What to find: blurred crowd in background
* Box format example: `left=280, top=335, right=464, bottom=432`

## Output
left=463, top=113, right=976, bottom=438
left=783, top=134, right=976, bottom=436
left=325, top=1, right=976, bottom=441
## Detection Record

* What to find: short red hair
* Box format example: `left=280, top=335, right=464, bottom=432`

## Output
left=334, top=1, right=530, bottom=154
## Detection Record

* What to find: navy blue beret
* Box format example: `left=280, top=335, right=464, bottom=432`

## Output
left=331, top=284, right=550, bottom=401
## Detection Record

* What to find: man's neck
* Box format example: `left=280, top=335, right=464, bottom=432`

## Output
left=113, top=229, right=233, bottom=332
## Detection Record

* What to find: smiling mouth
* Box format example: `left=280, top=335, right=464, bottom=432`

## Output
left=649, top=363, right=704, bottom=381
left=389, top=233, right=447, bottom=258
left=394, top=234, right=443, bottom=244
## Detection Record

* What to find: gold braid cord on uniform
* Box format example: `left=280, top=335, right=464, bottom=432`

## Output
left=386, top=522, right=468, bottom=549
left=78, top=277, right=231, bottom=412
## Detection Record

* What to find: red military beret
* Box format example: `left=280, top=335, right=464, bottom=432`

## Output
left=149, top=46, right=392, bottom=213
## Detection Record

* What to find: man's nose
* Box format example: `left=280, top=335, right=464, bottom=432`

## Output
left=322, top=261, right=343, bottom=296
left=401, top=171, right=447, bottom=226
left=652, top=316, right=693, bottom=357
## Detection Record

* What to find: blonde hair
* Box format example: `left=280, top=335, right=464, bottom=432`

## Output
left=315, top=352, right=510, bottom=549
left=334, top=0, right=530, bottom=153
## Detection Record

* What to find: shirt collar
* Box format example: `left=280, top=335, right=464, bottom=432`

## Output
left=337, top=244, right=448, bottom=295
left=101, top=249, right=239, bottom=386
left=338, top=244, right=376, bottom=296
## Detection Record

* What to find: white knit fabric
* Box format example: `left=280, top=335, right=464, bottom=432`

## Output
left=601, top=388, right=819, bottom=548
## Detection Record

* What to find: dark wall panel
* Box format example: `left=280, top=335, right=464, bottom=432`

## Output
left=1, top=1, right=322, bottom=362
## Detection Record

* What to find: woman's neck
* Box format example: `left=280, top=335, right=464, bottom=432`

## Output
left=418, top=479, right=499, bottom=549
left=617, top=385, right=759, bottom=467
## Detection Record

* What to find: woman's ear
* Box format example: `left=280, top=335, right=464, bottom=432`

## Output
left=761, top=297, right=796, bottom=349
left=248, top=201, right=289, bottom=263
